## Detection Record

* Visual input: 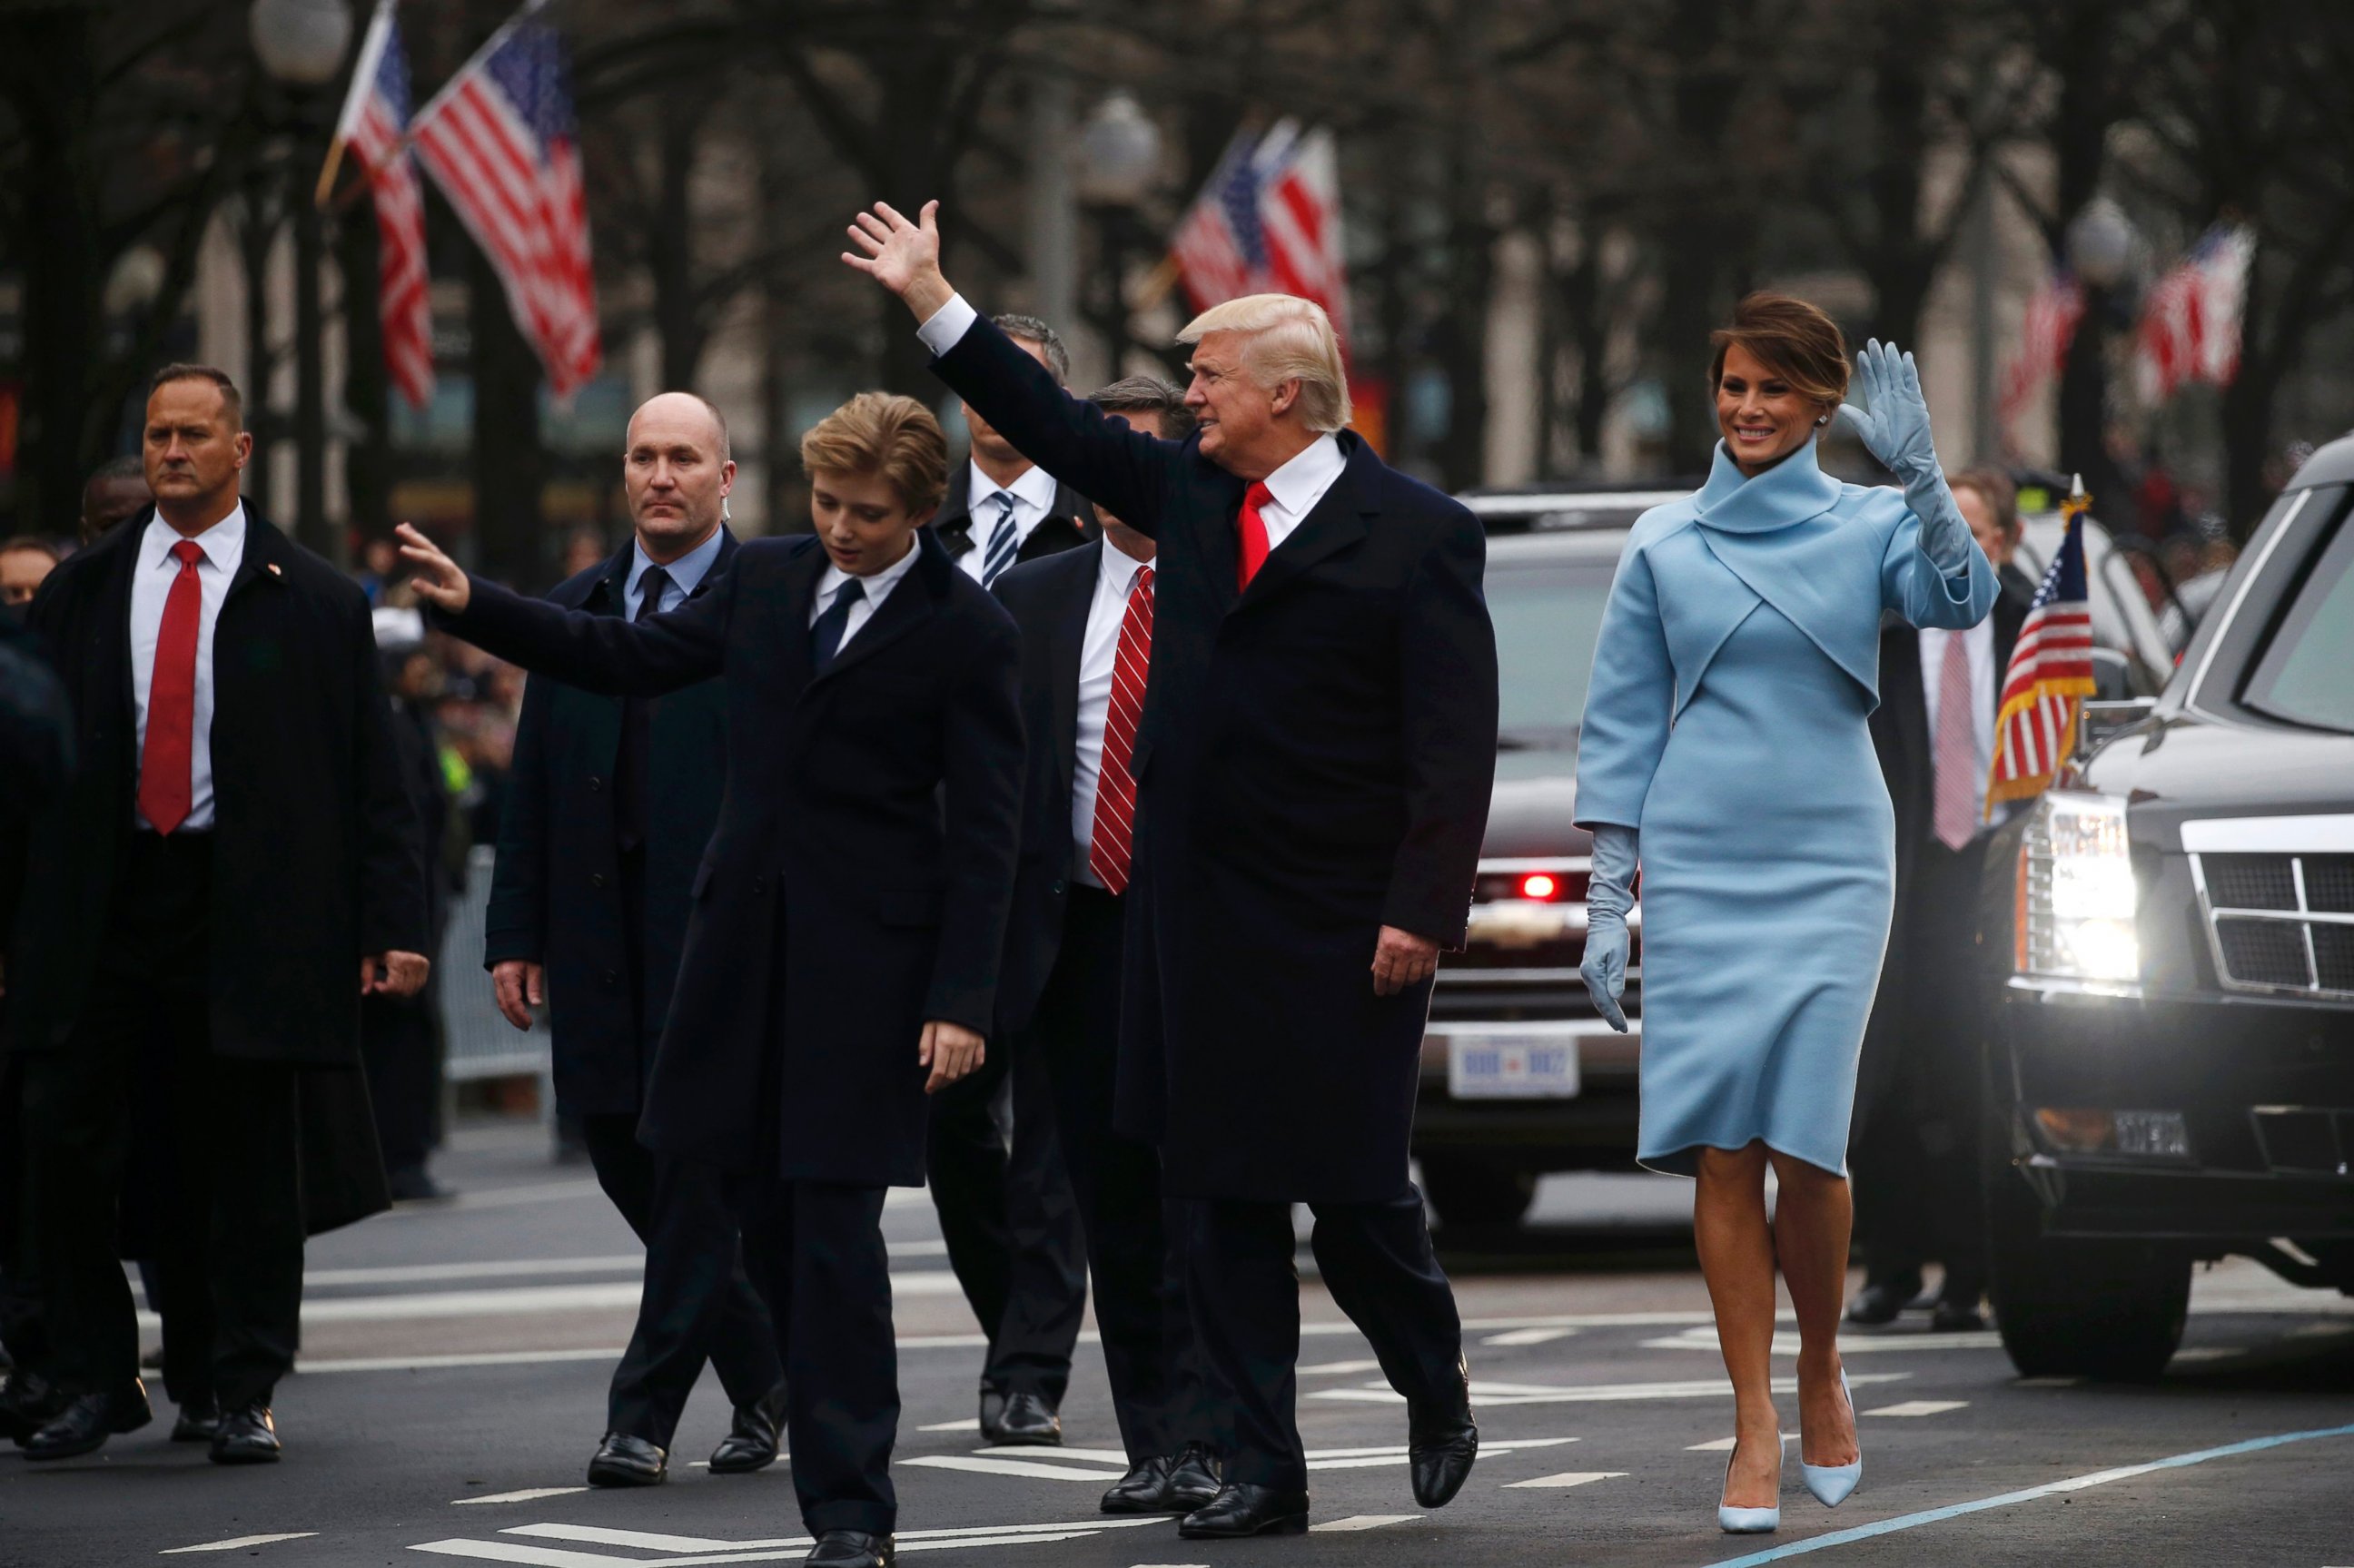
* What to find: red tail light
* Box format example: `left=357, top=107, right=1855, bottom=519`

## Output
left=1519, top=873, right=1558, bottom=900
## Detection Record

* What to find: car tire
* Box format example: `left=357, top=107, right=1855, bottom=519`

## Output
left=1983, top=1166, right=2191, bottom=1382
left=1419, top=1155, right=1538, bottom=1231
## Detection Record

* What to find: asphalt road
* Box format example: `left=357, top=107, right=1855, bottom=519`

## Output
left=7, top=1119, right=2352, bottom=1568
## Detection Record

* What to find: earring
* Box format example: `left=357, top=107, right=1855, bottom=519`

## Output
left=1815, top=415, right=1830, bottom=426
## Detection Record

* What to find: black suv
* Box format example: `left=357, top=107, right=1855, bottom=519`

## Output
left=1978, top=434, right=2354, bottom=1379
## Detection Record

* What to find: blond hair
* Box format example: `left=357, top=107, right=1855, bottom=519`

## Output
left=1176, top=294, right=1351, bottom=432
left=798, top=392, right=948, bottom=513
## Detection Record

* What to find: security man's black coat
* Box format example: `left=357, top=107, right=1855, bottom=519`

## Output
left=927, top=462, right=1096, bottom=572
left=934, top=320, right=1500, bottom=1204
left=441, top=528, right=1024, bottom=1187
left=484, top=533, right=737, bottom=1116
left=1, top=507, right=428, bottom=1068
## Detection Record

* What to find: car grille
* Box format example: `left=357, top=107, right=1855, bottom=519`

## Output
left=2191, top=851, right=2354, bottom=1000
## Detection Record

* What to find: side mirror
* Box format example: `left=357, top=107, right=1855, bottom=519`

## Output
left=2081, top=696, right=2158, bottom=754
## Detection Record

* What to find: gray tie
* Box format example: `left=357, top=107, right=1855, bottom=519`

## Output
left=982, top=492, right=1019, bottom=587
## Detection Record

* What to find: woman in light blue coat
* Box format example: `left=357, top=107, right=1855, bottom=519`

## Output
left=1575, top=294, right=1996, bottom=1533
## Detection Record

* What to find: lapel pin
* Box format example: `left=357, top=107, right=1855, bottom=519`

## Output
left=266, top=562, right=282, bottom=576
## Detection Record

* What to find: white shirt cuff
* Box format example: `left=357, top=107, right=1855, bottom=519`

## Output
left=915, top=293, right=979, bottom=359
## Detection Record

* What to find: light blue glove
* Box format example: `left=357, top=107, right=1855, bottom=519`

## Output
left=1838, top=338, right=1973, bottom=577
left=1581, top=823, right=1637, bottom=1033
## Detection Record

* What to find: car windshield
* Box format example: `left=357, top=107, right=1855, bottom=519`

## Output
left=1485, top=561, right=1614, bottom=745
left=2242, top=508, right=2354, bottom=734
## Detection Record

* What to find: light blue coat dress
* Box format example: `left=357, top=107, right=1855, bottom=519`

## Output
left=1576, top=439, right=1997, bottom=1177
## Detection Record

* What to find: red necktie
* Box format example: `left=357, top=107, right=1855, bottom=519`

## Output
left=1933, top=632, right=1976, bottom=850
left=1236, top=481, right=1273, bottom=590
left=1088, top=565, right=1153, bottom=894
left=140, top=539, right=205, bottom=835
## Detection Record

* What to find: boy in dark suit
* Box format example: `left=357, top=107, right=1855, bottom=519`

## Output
left=399, top=393, right=1024, bottom=1568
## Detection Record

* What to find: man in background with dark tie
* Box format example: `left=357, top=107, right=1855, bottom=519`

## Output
left=991, top=377, right=1219, bottom=1514
left=925, top=312, right=1093, bottom=1445
left=3, top=365, right=428, bottom=1464
left=1850, top=467, right=2035, bottom=1332
left=486, top=392, right=785, bottom=1487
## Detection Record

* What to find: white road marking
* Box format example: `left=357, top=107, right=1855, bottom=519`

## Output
left=1502, top=1471, right=1627, bottom=1489
left=919, top=1418, right=981, bottom=1432
left=451, top=1488, right=589, bottom=1505
left=901, top=1455, right=1130, bottom=1482
left=2170, top=1346, right=2245, bottom=1362
left=1643, top=1326, right=2003, bottom=1353
left=415, top=1518, right=1172, bottom=1565
left=161, top=1535, right=319, bottom=1554
left=1863, top=1399, right=1969, bottom=1417
left=1312, top=1372, right=1909, bottom=1406
left=1310, top=1515, right=1422, bottom=1532
left=1482, top=1327, right=1578, bottom=1346
left=1686, top=1435, right=1795, bottom=1452
left=1299, top=1358, right=1387, bottom=1376
left=389, top=1179, right=607, bottom=1215
left=303, top=1257, right=640, bottom=1287
left=509, top=1525, right=740, bottom=1550
left=310, top=1330, right=997, bottom=1376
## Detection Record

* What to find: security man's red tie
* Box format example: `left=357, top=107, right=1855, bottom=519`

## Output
left=140, top=539, right=204, bottom=835
left=1236, top=481, right=1273, bottom=590
left=1087, top=565, right=1153, bottom=895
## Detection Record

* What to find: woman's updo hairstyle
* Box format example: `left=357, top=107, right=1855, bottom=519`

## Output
left=1709, top=292, right=1850, bottom=416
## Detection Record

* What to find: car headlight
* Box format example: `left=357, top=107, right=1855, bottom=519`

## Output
left=2016, top=791, right=2141, bottom=985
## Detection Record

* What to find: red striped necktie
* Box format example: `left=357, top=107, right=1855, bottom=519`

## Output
left=139, top=539, right=205, bottom=835
left=1087, top=564, right=1154, bottom=894
left=1236, top=481, right=1273, bottom=590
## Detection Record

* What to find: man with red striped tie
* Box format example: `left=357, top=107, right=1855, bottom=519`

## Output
left=849, top=201, right=1499, bottom=1541
left=3, top=366, right=429, bottom=1466
left=988, top=377, right=1218, bottom=1517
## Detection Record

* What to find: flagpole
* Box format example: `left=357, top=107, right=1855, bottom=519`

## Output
left=314, top=0, right=397, bottom=209
left=406, top=0, right=553, bottom=141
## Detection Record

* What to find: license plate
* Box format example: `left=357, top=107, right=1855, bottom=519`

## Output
left=1447, top=1033, right=1580, bottom=1099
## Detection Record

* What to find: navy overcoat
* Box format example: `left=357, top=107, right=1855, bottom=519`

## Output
left=442, top=529, right=1023, bottom=1187
left=933, top=319, right=1499, bottom=1204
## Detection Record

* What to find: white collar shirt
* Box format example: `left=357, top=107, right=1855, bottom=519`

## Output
left=626, top=526, right=725, bottom=618
left=957, top=459, right=1061, bottom=583
left=1250, top=432, right=1347, bottom=552
left=1919, top=615, right=1998, bottom=825
left=130, top=503, right=250, bottom=832
left=1071, top=544, right=1155, bottom=889
left=809, top=535, right=924, bottom=652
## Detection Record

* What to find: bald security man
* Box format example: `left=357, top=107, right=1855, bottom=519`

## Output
left=485, top=393, right=786, bottom=1487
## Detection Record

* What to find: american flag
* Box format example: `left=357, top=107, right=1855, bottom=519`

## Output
left=1170, top=120, right=1350, bottom=337
left=329, top=0, right=433, bottom=408
left=1985, top=488, right=2098, bottom=811
left=410, top=4, right=600, bottom=397
left=2136, top=223, right=2255, bottom=405
left=1997, top=269, right=2084, bottom=438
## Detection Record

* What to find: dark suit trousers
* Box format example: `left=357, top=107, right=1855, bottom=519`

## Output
left=1184, top=1188, right=1464, bottom=1490
left=925, top=1013, right=1085, bottom=1404
left=579, top=1116, right=783, bottom=1445
left=21, top=833, right=302, bottom=1410
left=359, top=990, right=439, bottom=1173
left=739, top=1178, right=897, bottom=1535
left=1034, top=885, right=1208, bottom=1460
left=1852, top=837, right=1990, bottom=1301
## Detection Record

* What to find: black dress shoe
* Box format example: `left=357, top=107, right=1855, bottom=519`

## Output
left=172, top=1394, right=223, bottom=1443
left=1100, top=1454, right=1177, bottom=1514
left=804, top=1529, right=895, bottom=1567
left=979, top=1389, right=1060, bottom=1446
left=25, top=1383, right=152, bottom=1461
left=1845, top=1271, right=1924, bottom=1326
left=386, top=1164, right=450, bottom=1203
left=1405, top=1355, right=1479, bottom=1509
left=208, top=1402, right=281, bottom=1464
left=586, top=1432, right=667, bottom=1486
left=1167, top=1443, right=1222, bottom=1510
left=709, top=1382, right=786, bottom=1474
left=1932, top=1299, right=1989, bottom=1332
left=1179, top=1481, right=1311, bottom=1538
left=0, top=1369, right=69, bottom=1445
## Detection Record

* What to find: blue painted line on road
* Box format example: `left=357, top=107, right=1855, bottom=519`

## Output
left=1709, top=1421, right=2354, bottom=1566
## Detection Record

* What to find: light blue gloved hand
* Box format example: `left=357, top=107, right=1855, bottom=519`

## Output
left=1838, top=338, right=1973, bottom=577
left=1581, top=823, right=1638, bottom=1033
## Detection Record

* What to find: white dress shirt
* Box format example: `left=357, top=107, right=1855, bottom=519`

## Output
left=626, top=525, right=725, bottom=617
left=131, top=504, right=248, bottom=832
left=808, top=535, right=924, bottom=653
left=956, top=459, right=1061, bottom=584
left=1919, top=616, right=1997, bottom=814
left=1072, top=545, right=1154, bottom=888
left=917, top=291, right=1348, bottom=551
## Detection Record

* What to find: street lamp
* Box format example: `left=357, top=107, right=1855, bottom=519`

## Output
left=1076, top=92, right=1162, bottom=379
left=252, top=0, right=353, bottom=564
left=2058, top=194, right=2141, bottom=526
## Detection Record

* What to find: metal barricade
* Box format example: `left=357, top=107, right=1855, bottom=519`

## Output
left=435, top=844, right=554, bottom=1117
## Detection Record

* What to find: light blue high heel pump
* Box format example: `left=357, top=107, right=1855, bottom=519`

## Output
left=1801, top=1369, right=1863, bottom=1507
left=1716, top=1433, right=1781, bottom=1534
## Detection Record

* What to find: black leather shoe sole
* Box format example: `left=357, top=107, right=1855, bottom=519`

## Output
left=587, top=1455, right=666, bottom=1486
